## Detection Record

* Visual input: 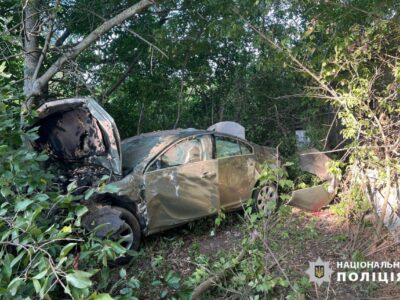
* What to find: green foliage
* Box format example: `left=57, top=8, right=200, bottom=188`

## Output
left=258, top=161, right=294, bottom=202
left=2, top=0, right=400, bottom=298
left=298, top=0, right=399, bottom=184
left=188, top=204, right=311, bottom=298
left=330, top=183, right=371, bottom=223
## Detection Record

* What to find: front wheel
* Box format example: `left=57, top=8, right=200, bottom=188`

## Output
left=110, top=207, right=141, bottom=265
left=83, top=205, right=142, bottom=265
left=253, top=184, right=278, bottom=216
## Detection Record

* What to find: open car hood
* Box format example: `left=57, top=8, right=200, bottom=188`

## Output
left=33, top=97, right=122, bottom=175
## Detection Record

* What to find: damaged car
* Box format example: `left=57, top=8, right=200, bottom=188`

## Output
left=31, top=97, right=282, bottom=262
left=32, top=97, right=338, bottom=263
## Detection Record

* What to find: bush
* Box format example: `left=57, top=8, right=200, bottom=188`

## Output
left=0, top=82, right=127, bottom=298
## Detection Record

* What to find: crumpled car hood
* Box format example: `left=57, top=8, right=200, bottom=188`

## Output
left=32, top=97, right=122, bottom=175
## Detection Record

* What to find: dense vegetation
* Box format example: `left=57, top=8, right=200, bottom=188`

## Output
left=1, top=0, right=399, bottom=298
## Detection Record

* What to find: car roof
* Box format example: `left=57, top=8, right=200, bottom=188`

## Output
left=121, top=128, right=252, bottom=174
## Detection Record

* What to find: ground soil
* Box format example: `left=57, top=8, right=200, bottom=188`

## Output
left=125, top=208, right=400, bottom=299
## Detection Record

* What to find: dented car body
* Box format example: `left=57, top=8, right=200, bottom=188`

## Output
left=32, top=97, right=336, bottom=261
left=116, top=129, right=276, bottom=235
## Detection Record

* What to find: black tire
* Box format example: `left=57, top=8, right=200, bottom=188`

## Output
left=253, top=184, right=279, bottom=216
left=111, top=206, right=141, bottom=265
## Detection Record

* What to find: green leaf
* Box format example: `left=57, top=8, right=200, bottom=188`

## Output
left=7, top=277, right=23, bottom=296
left=119, top=268, right=127, bottom=278
left=165, top=271, right=180, bottom=289
left=66, top=270, right=93, bottom=289
left=10, top=251, right=24, bottom=268
left=128, top=277, right=140, bottom=289
left=31, top=207, right=43, bottom=221
left=93, top=294, right=114, bottom=300
left=40, top=276, right=50, bottom=298
left=33, top=269, right=48, bottom=280
left=109, top=241, right=127, bottom=255
left=35, top=193, right=49, bottom=202
left=119, top=288, right=132, bottom=295
left=33, top=279, right=41, bottom=293
left=0, top=187, right=11, bottom=198
left=67, top=181, right=77, bottom=193
left=84, top=188, right=95, bottom=200
left=151, top=280, right=162, bottom=287
left=104, top=184, right=119, bottom=193
left=76, top=205, right=89, bottom=217
left=35, top=153, right=48, bottom=161
left=160, top=289, right=168, bottom=298
left=15, top=199, right=33, bottom=212
left=88, top=293, right=114, bottom=300
left=60, top=242, right=76, bottom=258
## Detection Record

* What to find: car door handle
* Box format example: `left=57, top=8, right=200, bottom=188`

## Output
left=201, top=171, right=216, bottom=179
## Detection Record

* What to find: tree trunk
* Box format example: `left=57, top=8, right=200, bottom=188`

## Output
left=22, top=0, right=40, bottom=113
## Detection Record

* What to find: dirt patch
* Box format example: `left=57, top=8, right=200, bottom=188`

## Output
left=124, top=209, right=400, bottom=299
left=277, top=209, right=400, bottom=299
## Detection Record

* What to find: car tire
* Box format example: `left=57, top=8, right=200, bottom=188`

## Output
left=111, top=206, right=141, bottom=265
left=253, top=184, right=279, bottom=216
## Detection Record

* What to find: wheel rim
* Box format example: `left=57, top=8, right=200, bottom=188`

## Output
left=256, top=185, right=278, bottom=215
left=114, top=221, right=134, bottom=250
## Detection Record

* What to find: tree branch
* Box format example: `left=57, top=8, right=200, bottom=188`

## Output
left=82, top=7, right=167, bottom=58
left=101, top=60, right=137, bottom=102
left=32, top=0, right=60, bottom=80
left=236, top=11, right=339, bottom=99
left=54, top=29, right=70, bottom=47
left=27, top=0, right=157, bottom=105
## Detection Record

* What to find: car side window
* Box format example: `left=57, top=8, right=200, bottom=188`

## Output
left=239, top=141, right=253, bottom=155
left=161, top=138, right=201, bottom=168
left=215, top=136, right=241, bottom=158
left=147, top=135, right=211, bottom=171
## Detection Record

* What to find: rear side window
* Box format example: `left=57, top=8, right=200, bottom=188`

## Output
left=215, top=136, right=241, bottom=158
left=239, top=141, right=253, bottom=155
left=215, top=136, right=253, bottom=158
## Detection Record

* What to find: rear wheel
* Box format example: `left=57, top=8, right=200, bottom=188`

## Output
left=253, top=184, right=278, bottom=216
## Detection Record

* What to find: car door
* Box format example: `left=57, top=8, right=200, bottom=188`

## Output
left=215, top=135, right=257, bottom=210
left=144, top=134, right=219, bottom=234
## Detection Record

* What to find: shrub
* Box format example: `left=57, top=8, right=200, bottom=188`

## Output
left=0, top=80, right=126, bottom=299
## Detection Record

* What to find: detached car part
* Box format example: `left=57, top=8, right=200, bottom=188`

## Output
left=288, top=148, right=338, bottom=211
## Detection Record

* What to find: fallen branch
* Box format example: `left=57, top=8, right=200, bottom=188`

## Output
left=191, top=249, right=245, bottom=299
